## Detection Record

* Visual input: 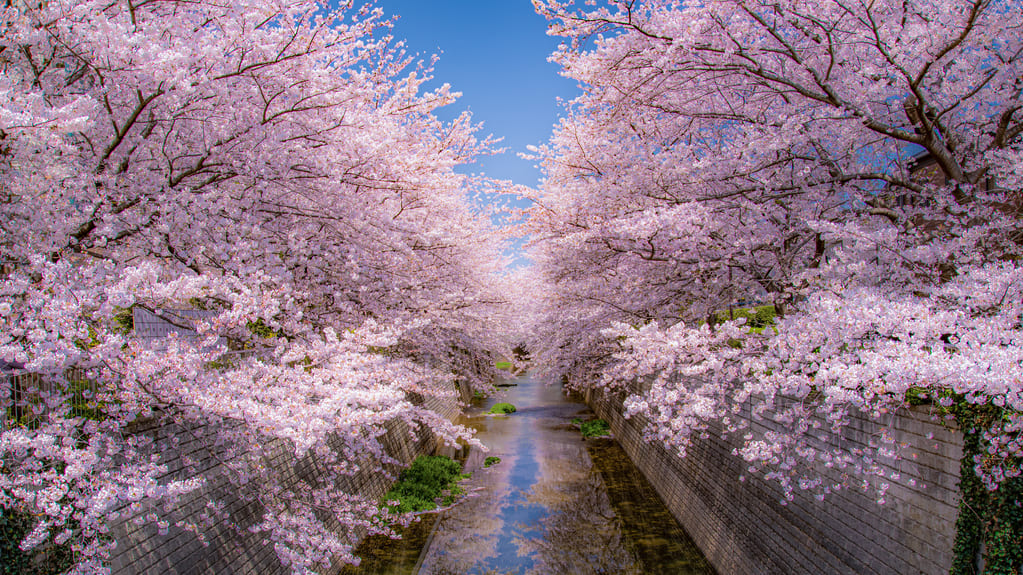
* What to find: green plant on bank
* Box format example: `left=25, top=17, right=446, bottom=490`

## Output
left=484, top=456, right=501, bottom=468
left=572, top=418, right=611, bottom=438
left=488, top=403, right=516, bottom=415
left=495, top=361, right=513, bottom=371
left=382, top=456, right=470, bottom=514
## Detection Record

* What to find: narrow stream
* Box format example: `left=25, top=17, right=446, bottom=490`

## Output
left=344, top=373, right=716, bottom=575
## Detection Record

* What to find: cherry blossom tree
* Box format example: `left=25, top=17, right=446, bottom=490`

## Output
left=0, top=1, right=512, bottom=572
left=529, top=0, right=1023, bottom=506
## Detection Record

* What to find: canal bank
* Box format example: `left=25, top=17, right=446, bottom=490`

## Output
left=584, top=380, right=964, bottom=575
left=346, top=373, right=715, bottom=575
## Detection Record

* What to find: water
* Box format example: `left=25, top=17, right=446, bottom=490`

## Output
left=344, top=374, right=716, bottom=575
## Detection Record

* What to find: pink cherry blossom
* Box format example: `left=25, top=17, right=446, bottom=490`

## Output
left=1, top=1, right=514, bottom=572
left=529, top=0, right=1023, bottom=502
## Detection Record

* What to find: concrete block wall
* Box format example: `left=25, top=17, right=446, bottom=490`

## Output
left=586, top=382, right=963, bottom=575
left=108, top=390, right=462, bottom=575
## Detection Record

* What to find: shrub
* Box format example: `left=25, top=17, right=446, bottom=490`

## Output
left=382, top=456, right=469, bottom=514
left=572, top=418, right=611, bottom=438
left=488, top=403, right=516, bottom=415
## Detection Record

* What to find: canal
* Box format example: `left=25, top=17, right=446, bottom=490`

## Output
left=344, top=373, right=716, bottom=575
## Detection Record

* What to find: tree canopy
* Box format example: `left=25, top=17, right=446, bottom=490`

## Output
left=0, top=1, right=513, bottom=572
left=528, top=0, right=1023, bottom=504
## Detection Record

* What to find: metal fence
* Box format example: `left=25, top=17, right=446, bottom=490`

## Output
left=2, top=368, right=98, bottom=432
left=2, top=307, right=277, bottom=433
left=2, top=308, right=227, bottom=432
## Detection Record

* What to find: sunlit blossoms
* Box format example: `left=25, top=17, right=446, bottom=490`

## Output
left=1, top=1, right=511, bottom=572
left=529, top=0, right=1023, bottom=502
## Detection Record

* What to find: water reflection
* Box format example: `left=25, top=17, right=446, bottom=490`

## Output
left=586, top=439, right=716, bottom=574
left=339, top=514, right=440, bottom=575
left=345, top=374, right=716, bottom=575
left=513, top=437, right=641, bottom=575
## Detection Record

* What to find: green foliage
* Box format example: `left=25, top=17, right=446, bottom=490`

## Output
left=67, top=378, right=105, bottom=422
left=0, top=507, right=75, bottom=575
left=382, top=456, right=469, bottom=514
left=904, top=386, right=932, bottom=406
left=366, top=345, right=396, bottom=356
left=484, top=456, right=501, bottom=468
left=246, top=318, right=282, bottom=339
left=187, top=297, right=216, bottom=311
left=0, top=507, right=36, bottom=575
left=203, top=356, right=238, bottom=371
left=488, top=403, right=516, bottom=415
left=950, top=400, right=1023, bottom=575
left=73, top=325, right=102, bottom=351
left=698, top=305, right=777, bottom=334
left=712, top=304, right=776, bottom=328
left=111, top=306, right=134, bottom=335
left=241, top=317, right=292, bottom=347
left=495, top=361, right=513, bottom=371
left=285, top=355, right=315, bottom=372
left=572, top=418, right=611, bottom=438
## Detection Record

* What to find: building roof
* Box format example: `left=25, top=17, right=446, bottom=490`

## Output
left=132, top=307, right=225, bottom=348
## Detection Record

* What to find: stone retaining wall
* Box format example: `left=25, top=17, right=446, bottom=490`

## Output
left=109, top=392, right=462, bottom=575
left=585, top=382, right=963, bottom=575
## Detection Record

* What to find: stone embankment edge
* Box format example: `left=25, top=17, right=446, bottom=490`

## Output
left=108, top=391, right=465, bottom=575
left=584, top=383, right=962, bottom=575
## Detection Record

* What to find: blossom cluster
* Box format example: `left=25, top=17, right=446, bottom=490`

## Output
left=528, top=0, right=1023, bottom=502
left=1, top=1, right=512, bottom=572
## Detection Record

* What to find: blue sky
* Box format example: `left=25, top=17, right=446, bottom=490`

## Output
left=373, top=1, right=578, bottom=190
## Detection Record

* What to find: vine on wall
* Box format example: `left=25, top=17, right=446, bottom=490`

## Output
left=950, top=402, right=1023, bottom=575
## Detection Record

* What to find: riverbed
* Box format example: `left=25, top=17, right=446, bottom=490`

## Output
left=343, top=373, right=716, bottom=575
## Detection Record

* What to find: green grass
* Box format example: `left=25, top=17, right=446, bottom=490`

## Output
left=495, top=361, right=513, bottom=371
left=382, top=455, right=470, bottom=514
left=484, top=456, right=501, bottom=468
left=488, top=403, right=516, bottom=415
left=572, top=418, right=611, bottom=438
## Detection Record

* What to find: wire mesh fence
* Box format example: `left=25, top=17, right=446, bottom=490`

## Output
left=1, top=307, right=279, bottom=433
left=2, top=368, right=99, bottom=432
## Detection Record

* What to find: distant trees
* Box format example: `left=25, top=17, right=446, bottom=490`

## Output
left=0, top=1, right=510, bottom=572
left=530, top=0, right=1023, bottom=505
